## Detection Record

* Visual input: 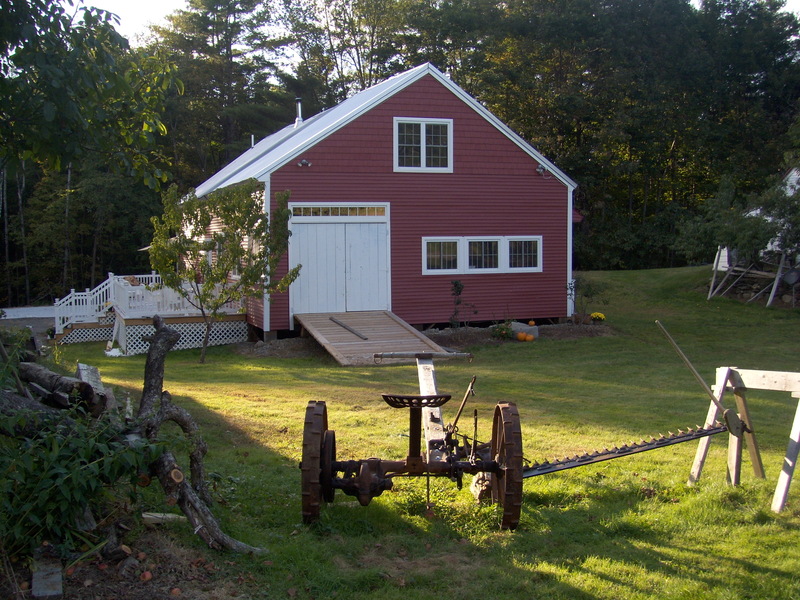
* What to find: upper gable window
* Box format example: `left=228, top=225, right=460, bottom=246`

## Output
left=394, top=118, right=453, bottom=173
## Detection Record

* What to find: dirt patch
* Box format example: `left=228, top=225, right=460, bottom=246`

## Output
left=424, top=323, right=614, bottom=351
left=2, top=530, right=252, bottom=600
left=229, top=323, right=614, bottom=359
left=231, top=336, right=330, bottom=359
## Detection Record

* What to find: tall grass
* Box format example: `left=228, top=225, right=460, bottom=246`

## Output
left=57, top=267, right=800, bottom=599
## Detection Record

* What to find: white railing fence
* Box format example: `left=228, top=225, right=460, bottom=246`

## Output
left=54, top=272, right=242, bottom=333
left=54, top=272, right=124, bottom=333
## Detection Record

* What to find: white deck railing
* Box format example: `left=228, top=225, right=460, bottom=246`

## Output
left=55, top=272, right=242, bottom=333
left=54, top=272, right=124, bottom=333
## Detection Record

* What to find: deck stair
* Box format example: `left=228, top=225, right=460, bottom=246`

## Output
left=53, top=272, right=246, bottom=354
left=294, top=311, right=446, bottom=366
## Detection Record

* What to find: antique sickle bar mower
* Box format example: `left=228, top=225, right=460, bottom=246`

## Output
left=300, top=323, right=763, bottom=530
left=300, top=351, right=527, bottom=529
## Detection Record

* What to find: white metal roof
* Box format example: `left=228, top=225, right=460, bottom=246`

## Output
left=195, top=63, right=577, bottom=197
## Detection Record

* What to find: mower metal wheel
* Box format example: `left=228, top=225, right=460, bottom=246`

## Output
left=490, top=402, right=524, bottom=530
left=301, top=400, right=328, bottom=524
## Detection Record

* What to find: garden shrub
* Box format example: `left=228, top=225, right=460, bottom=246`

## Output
left=0, top=409, right=162, bottom=558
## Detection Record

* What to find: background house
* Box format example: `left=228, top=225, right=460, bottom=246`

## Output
left=195, top=63, right=578, bottom=337
left=708, top=168, right=800, bottom=306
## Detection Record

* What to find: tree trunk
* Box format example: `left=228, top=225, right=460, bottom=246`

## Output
left=15, top=163, right=29, bottom=305
left=62, top=163, right=71, bottom=291
left=200, top=318, right=214, bottom=364
left=0, top=389, right=66, bottom=436
left=2, top=167, right=11, bottom=305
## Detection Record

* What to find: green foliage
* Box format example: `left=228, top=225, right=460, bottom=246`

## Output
left=280, top=0, right=410, bottom=96
left=490, top=319, right=513, bottom=339
left=23, top=161, right=162, bottom=297
left=675, top=176, right=777, bottom=264
left=568, top=274, right=609, bottom=318
left=0, top=1, right=181, bottom=187
left=0, top=326, right=29, bottom=389
left=471, top=0, right=800, bottom=270
left=0, top=411, right=162, bottom=558
left=148, top=0, right=294, bottom=185
left=751, top=179, right=800, bottom=256
left=149, top=180, right=300, bottom=361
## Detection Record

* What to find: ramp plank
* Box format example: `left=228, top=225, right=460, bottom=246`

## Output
left=295, top=311, right=446, bottom=366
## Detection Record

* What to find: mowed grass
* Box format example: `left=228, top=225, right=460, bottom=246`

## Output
left=56, top=266, right=800, bottom=599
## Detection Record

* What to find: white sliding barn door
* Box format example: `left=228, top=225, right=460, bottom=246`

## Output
left=288, top=205, right=390, bottom=316
left=345, top=222, right=389, bottom=311
left=290, top=222, right=347, bottom=314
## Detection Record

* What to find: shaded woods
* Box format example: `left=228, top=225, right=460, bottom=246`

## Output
left=2, top=0, right=800, bottom=305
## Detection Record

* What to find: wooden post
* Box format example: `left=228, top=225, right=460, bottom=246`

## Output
left=731, top=386, right=765, bottom=479
left=766, top=252, right=787, bottom=307
left=714, top=368, right=800, bottom=512
left=772, top=392, right=800, bottom=513
left=727, top=426, right=742, bottom=485
left=688, top=368, right=728, bottom=485
left=708, top=247, right=721, bottom=300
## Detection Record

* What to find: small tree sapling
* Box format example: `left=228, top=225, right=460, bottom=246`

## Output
left=148, top=180, right=300, bottom=362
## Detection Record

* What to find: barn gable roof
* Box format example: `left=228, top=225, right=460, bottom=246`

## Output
left=195, top=63, right=577, bottom=198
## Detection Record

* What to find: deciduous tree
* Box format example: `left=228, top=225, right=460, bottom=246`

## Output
left=148, top=180, right=300, bottom=363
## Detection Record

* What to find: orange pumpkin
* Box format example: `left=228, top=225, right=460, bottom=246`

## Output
left=516, top=332, right=527, bottom=341
left=528, top=320, right=536, bottom=326
left=525, top=334, right=535, bottom=342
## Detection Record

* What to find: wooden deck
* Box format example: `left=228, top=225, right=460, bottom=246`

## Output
left=294, top=311, right=447, bottom=366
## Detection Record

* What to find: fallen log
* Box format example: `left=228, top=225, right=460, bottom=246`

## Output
left=0, top=389, right=66, bottom=436
left=17, top=362, right=102, bottom=416
left=138, top=315, right=265, bottom=554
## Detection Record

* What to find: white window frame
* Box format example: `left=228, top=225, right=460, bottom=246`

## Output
left=422, top=236, right=543, bottom=275
left=423, top=238, right=461, bottom=274
left=393, top=117, right=454, bottom=173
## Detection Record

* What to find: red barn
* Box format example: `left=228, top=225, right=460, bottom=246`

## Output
left=196, top=63, right=577, bottom=338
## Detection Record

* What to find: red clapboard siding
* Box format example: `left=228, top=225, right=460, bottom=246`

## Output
left=264, top=74, right=571, bottom=331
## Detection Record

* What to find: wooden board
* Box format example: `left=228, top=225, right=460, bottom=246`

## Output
left=295, top=311, right=447, bottom=366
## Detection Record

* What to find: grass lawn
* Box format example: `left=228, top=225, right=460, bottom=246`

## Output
left=56, top=266, right=800, bottom=599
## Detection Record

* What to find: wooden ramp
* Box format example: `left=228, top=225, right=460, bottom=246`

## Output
left=294, top=311, right=447, bottom=366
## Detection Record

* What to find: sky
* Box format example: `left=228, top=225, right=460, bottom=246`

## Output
left=88, top=0, right=800, bottom=42
left=87, top=0, right=186, bottom=42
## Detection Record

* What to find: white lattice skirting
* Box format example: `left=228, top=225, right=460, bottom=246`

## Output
left=119, top=319, right=247, bottom=356
left=60, top=325, right=114, bottom=344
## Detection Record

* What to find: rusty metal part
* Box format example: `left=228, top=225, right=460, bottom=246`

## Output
left=382, top=394, right=451, bottom=475
left=490, top=403, right=524, bottom=530
left=381, top=394, right=451, bottom=408
left=321, top=429, right=336, bottom=503
left=300, top=401, right=327, bottom=524
left=522, top=424, right=727, bottom=478
left=357, top=458, right=391, bottom=505
left=449, top=376, right=477, bottom=434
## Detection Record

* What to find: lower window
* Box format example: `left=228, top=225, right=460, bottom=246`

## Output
left=423, top=236, right=542, bottom=274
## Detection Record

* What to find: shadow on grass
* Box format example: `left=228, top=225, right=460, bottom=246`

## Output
left=50, top=283, right=800, bottom=600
